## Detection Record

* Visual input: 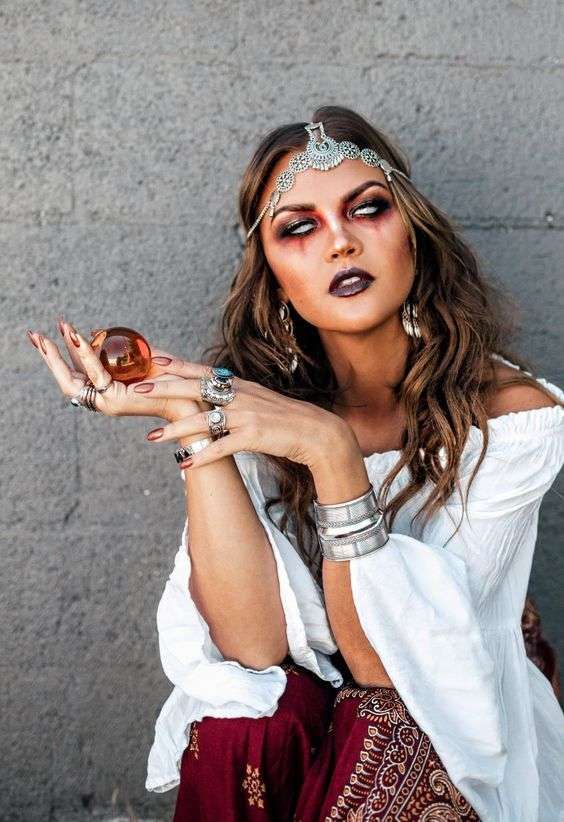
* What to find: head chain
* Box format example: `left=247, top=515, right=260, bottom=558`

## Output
left=246, top=121, right=409, bottom=239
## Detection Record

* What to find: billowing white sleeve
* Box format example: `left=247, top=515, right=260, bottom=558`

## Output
left=147, top=451, right=343, bottom=793
left=348, top=398, right=563, bottom=810
left=444, top=399, right=564, bottom=606
left=156, top=451, right=342, bottom=719
left=349, top=534, right=507, bottom=801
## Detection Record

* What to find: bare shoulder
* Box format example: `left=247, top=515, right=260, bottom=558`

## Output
left=487, top=361, right=558, bottom=419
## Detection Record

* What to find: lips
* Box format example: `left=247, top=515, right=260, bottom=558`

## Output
left=328, top=267, right=375, bottom=294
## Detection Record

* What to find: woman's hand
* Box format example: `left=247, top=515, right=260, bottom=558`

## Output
left=26, top=320, right=208, bottom=424
left=129, top=360, right=353, bottom=470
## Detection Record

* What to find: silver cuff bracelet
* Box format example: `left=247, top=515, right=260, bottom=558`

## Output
left=317, top=514, right=390, bottom=561
left=313, top=483, right=390, bottom=562
left=313, top=484, right=378, bottom=528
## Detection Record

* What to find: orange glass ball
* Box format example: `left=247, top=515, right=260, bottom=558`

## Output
left=89, top=326, right=152, bottom=385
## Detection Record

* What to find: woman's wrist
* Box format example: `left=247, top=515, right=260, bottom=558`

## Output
left=308, top=423, right=370, bottom=505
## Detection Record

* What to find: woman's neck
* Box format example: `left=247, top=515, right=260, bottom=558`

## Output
left=320, top=314, right=411, bottom=418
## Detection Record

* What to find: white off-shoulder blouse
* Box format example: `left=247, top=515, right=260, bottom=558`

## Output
left=145, top=356, right=564, bottom=822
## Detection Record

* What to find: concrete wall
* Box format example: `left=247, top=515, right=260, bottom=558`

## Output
left=1, top=2, right=562, bottom=819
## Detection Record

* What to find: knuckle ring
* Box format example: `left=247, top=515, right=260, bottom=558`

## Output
left=69, top=376, right=112, bottom=410
left=92, top=377, right=113, bottom=394
left=69, top=381, right=99, bottom=412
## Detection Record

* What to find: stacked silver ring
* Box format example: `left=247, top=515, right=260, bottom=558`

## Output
left=200, top=371, right=235, bottom=407
left=313, top=483, right=389, bottom=561
left=207, top=407, right=227, bottom=438
left=70, top=377, right=113, bottom=412
left=174, top=366, right=236, bottom=464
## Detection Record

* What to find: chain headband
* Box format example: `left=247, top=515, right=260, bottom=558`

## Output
left=246, top=121, right=409, bottom=239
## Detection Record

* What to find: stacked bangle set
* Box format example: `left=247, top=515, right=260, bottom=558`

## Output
left=313, top=483, right=389, bottom=562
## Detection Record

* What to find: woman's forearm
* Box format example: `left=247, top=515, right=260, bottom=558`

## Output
left=310, top=441, right=394, bottom=687
left=179, top=436, right=288, bottom=670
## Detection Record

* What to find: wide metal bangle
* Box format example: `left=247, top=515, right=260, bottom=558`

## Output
left=319, top=513, right=389, bottom=562
left=313, top=484, right=378, bottom=531
left=317, top=513, right=379, bottom=539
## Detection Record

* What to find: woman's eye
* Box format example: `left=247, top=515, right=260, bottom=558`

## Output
left=278, top=198, right=389, bottom=238
left=353, top=197, right=389, bottom=217
left=279, top=220, right=314, bottom=238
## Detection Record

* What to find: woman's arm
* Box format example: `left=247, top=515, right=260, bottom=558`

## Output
left=178, top=433, right=289, bottom=670
left=310, top=448, right=393, bottom=687
left=311, top=446, right=509, bottom=805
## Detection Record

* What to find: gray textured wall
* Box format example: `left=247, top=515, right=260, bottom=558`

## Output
left=1, top=2, right=563, bottom=820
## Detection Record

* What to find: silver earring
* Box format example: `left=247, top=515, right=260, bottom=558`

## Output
left=401, top=300, right=421, bottom=338
left=278, top=300, right=299, bottom=373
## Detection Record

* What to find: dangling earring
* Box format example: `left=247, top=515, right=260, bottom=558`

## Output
left=401, top=300, right=421, bottom=338
left=278, top=299, right=299, bottom=374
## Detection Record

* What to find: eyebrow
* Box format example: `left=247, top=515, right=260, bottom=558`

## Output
left=270, top=179, right=388, bottom=222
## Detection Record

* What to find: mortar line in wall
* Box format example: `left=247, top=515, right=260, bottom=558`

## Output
left=0, top=56, right=562, bottom=73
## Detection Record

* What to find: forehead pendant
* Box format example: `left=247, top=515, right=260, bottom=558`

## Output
left=246, top=120, right=407, bottom=239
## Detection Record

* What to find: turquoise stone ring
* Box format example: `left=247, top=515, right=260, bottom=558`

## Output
left=212, top=367, right=234, bottom=383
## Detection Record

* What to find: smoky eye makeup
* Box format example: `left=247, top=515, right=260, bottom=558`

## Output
left=275, top=196, right=391, bottom=239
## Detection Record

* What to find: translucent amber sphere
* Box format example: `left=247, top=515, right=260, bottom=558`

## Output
left=89, top=326, right=152, bottom=385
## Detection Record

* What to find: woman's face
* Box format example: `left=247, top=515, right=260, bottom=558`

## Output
left=258, top=153, right=415, bottom=335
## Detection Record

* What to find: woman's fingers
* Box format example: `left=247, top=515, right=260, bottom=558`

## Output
left=146, top=408, right=241, bottom=445
left=176, top=431, right=249, bottom=469
left=133, top=377, right=207, bottom=401
left=64, top=324, right=113, bottom=390
left=147, top=349, right=209, bottom=379
left=27, top=331, right=86, bottom=396
left=146, top=411, right=248, bottom=469
left=56, top=317, right=85, bottom=374
left=27, top=326, right=202, bottom=419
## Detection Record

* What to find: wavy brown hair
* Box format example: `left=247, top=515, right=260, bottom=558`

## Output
left=200, top=104, right=562, bottom=587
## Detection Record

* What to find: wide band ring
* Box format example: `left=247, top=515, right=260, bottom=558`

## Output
left=207, top=406, right=228, bottom=438
left=174, top=436, right=213, bottom=464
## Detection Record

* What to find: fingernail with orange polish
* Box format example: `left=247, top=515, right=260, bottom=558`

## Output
left=146, top=427, right=164, bottom=441
left=27, top=330, right=39, bottom=349
left=134, top=383, right=154, bottom=393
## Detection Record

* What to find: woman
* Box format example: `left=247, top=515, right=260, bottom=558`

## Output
left=28, top=105, right=563, bottom=820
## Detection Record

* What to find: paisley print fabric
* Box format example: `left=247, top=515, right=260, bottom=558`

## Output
left=294, top=683, right=480, bottom=821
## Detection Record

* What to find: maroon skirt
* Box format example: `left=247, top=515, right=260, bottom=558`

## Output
left=173, top=657, right=479, bottom=821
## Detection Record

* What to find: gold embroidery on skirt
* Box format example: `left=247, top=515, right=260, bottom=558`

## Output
left=326, top=687, right=478, bottom=821
left=188, top=722, right=199, bottom=759
left=281, top=659, right=301, bottom=676
left=242, top=763, right=266, bottom=809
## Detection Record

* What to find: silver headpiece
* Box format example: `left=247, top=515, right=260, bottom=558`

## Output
left=246, top=121, right=409, bottom=239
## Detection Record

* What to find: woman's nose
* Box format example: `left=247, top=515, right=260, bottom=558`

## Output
left=327, top=226, right=362, bottom=261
